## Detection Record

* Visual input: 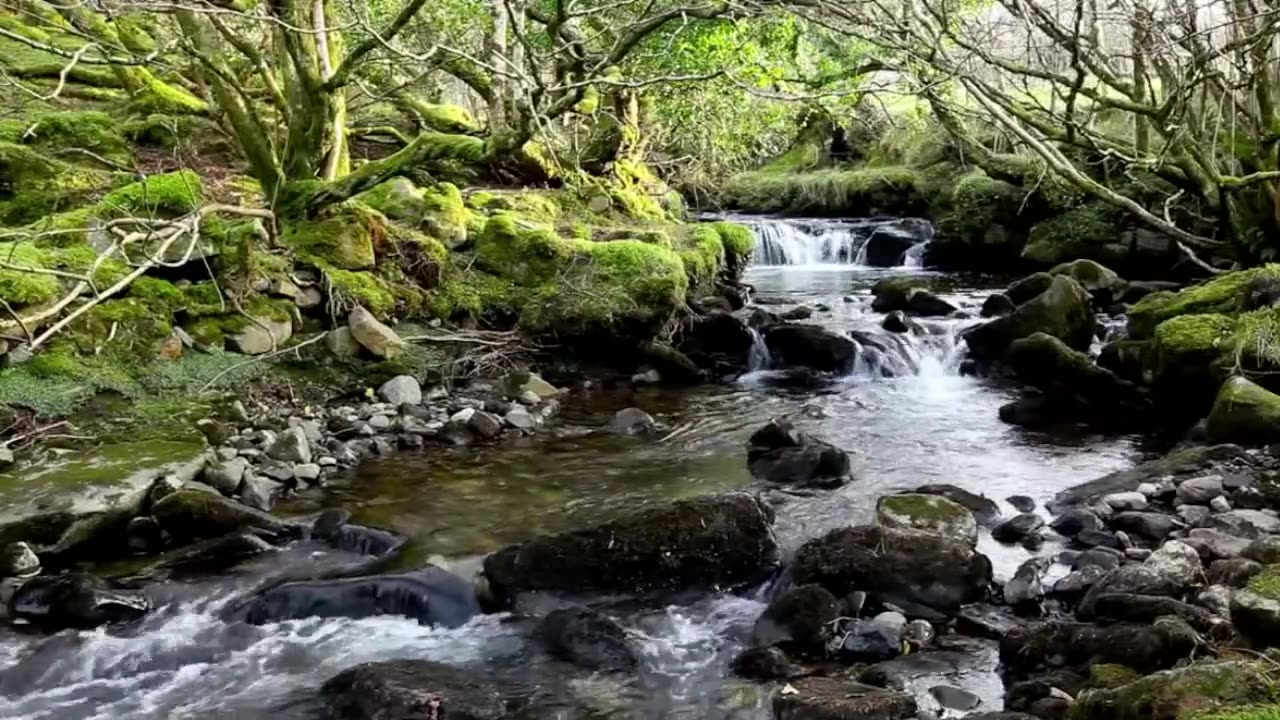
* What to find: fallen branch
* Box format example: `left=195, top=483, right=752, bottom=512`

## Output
left=2, top=420, right=70, bottom=449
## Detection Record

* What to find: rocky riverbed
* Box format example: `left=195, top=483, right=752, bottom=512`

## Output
left=4, top=217, right=1280, bottom=720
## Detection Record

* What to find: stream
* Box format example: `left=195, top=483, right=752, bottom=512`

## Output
left=0, top=216, right=1145, bottom=719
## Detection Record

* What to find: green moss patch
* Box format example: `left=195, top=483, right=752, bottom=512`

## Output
left=723, top=166, right=926, bottom=216
left=283, top=205, right=382, bottom=270
left=1021, top=203, right=1122, bottom=265
left=1129, top=266, right=1280, bottom=339
left=99, top=170, right=204, bottom=217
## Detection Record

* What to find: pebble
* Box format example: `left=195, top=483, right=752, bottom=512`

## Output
left=1125, top=548, right=1152, bottom=560
left=355, top=422, right=376, bottom=437
left=1176, top=475, right=1224, bottom=505
left=1136, top=482, right=1160, bottom=498
left=518, top=390, right=541, bottom=406
left=505, top=405, right=536, bottom=430
left=451, top=407, right=477, bottom=424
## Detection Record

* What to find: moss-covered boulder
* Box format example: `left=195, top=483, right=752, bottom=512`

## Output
left=723, top=166, right=928, bottom=217
left=1022, top=203, right=1123, bottom=266
left=99, top=170, right=205, bottom=217
left=1051, top=259, right=1126, bottom=304
left=1006, top=333, right=1149, bottom=421
left=875, top=493, right=977, bottom=546
left=965, top=275, right=1095, bottom=361
left=929, top=171, right=1031, bottom=270
left=1129, top=266, right=1280, bottom=339
left=871, top=276, right=957, bottom=316
left=1146, top=314, right=1235, bottom=412
left=1006, top=272, right=1056, bottom=305
left=1206, top=377, right=1280, bottom=445
left=0, top=141, right=110, bottom=224
left=1069, top=661, right=1277, bottom=720
left=283, top=205, right=381, bottom=271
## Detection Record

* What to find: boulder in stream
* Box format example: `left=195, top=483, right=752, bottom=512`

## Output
left=964, top=275, right=1095, bottom=361
left=751, top=584, right=840, bottom=655
left=479, top=493, right=778, bottom=607
left=322, top=659, right=511, bottom=720
left=792, top=524, right=991, bottom=616
left=870, top=277, right=957, bottom=317
left=912, top=484, right=1000, bottom=527
left=1206, top=376, right=1280, bottom=445
left=152, top=488, right=302, bottom=545
left=875, top=493, right=977, bottom=545
left=746, top=418, right=850, bottom=487
left=8, top=572, right=150, bottom=630
left=763, top=324, right=857, bottom=373
left=1000, top=617, right=1198, bottom=675
left=537, top=606, right=637, bottom=671
left=1005, top=332, right=1149, bottom=421
left=1069, top=660, right=1274, bottom=720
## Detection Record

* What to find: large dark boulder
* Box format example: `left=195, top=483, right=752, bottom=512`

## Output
left=1005, top=333, right=1150, bottom=422
left=772, top=677, right=917, bottom=720
left=764, top=324, right=857, bottom=373
left=223, top=567, right=480, bottom=627
left=863, top=220, right=932, bottom=267
left=8, top=572, right=150, bottom=630
left=322, top=660, right=510, bottom=720
left=870, top=277, right=956, bottom=316
left=964, top=276, right=1095, bottom=361
left=152, top=488, right=302, bottom=544
left=1049, top=259, right=1126, bottom=305
left=792, top=525, right=991, bottom=615
left=537, top=606, right=637, bottom=671
left=752, top=584, right=840, bottom=655
left=1000, top=618, right=1198, bottom=675
left=747, top=418, right=850, bottom=487
left=1005, top=273, right=1054, bottom=305
left=1206, top=376, right=1280, bottom=445
left=480, top=493, right=778, bottom=607
left=675, top=312, right=756, bottom=372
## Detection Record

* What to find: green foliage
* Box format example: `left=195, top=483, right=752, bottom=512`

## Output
left=1021, top=203, right=1121, bottom=265
left=1188, top=704, right=1280, bottom=720
left=724, top=166, right=925, bottom=215
left=100, top=170, right=205, bottom=217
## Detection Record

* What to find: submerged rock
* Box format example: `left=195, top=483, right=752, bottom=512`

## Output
left=9, top=573, right=150, bottom=630
left=746, top=418, right=850, bottom=487
left=870, top=277, right=956, bottom=316
left=322, top=659, right=509, bottom=720
left=731, top=645, right=808, bottom=680
left=225, top=566, right=479, bottom=627
left=609, top=407, right=658, bottom=436
left=875, top=494, right=977, bottom=545
left=479, top=493, right=778, bottom=607
left=152, top=488, right=301, bottom=544
left=792, top=525, right=991, bottom=616
left=537, top=606, right=637, bottom=671
left=991, top=513, right=1045, bottom=544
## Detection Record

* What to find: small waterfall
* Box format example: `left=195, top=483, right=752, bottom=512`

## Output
left=745, top=218, right=870, bottom=266
left=901, top=241, right=929, bottom=268
left=747, top=328, right=772, bottom=371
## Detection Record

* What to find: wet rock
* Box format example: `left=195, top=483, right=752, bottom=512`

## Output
left=1007, top=495, right=1036, bottom=513
left=152, top=488, right=300, bottom=544
left=40, top=505, right=140, bottom=569
left=1, top=542, right=40, bottom=578
left=1208, top=557, right=1263, bottom=587
left=792, top=525, right=991, bottom=616
left=752, top=584, right=840, bottom=655
left=1050, top=444, right=1250, bottom=512
left=325, top=327, right=362, bottom=358
left=203, top=456, right=250, bottom=495
left=870, top=280, right=957, bottom=317
left=675, top=313, right=756, bottom=371
left=378, top=376, right=422, bottom=406
left=865, top=223, right=930, bottom=267
left=504, top=371, right=558, bottom=401
left=912, top=485, right=1000, bottom=526
left=238, top=476, right=278, bottom=512
left=782, top=306, right=814, bottom=321
left=641, top=341, right=704, bottom=384
left=1176, top=475, right=1224, bottom=505
left=1183, top=528, right=1251, bottom=560
left=1075, top=528, right=1122, bottom=549
left=480, top=493, right=778, bottom=607
left=466, top=411, right=503, bottom=439
left=311, top=510, right=405, bottom=558
left=881, top=311, right=911, bottom=333
left=609, top=408, right=658, bottom=436
left=1211, top=495, right=1233, bottom=513
left=1178, top=504, right=1212, bottom=527
left=772, top=677, right=916, bottom=720
left=1052, top=566, right=1107, bottom=596
left=955, top=603, right=1021, bottom=639
left=1006, top=273, right=1055, bottom=305
left=504, top=405, right=535, bottom=431
left=1000, top=617, right=1198, bottom=674
left=747, top=418, right=850, bottom=487
left=929, top=685, right=981, bottom=713
left=537, top=606, right=637, bottom=671
left=322, top=659, right=509, bottom=720
left=1213, top=509, right=1280, bottom=537
left=965, top=276, right=1095, bottom=360
left=764, top=324, right=857, bottom=373
left=1049, top=259, right=1125, bottom=304
left=1244, top=536, right=1280, bottom=564
left=1207, top=376, right=1280, bottom=445
left=1077, top=566, right=1183, bottom=618
left=1092, top=593, right=1217, bottom=632
left=1049, top=508, right=1102, bottom=537
left=1005, top=333, right=1149, bottom=422
left=1071, top=660, right=1274, bottom=720
left=982, top=293, right=1016, bottom=318
left=348, top=306, right=403, bottom=359
left=227, top=567, right=479, bottom=627
left=1197, top=585, right=1233, bottom=617
left=1145, top=540, right=1203, bottom=588
left=1102, top=491, right=1148, bottom=511
left=875, top=494, right=977, bottom=545
left=1109, top=511, right=1176, bottom=541
left=266, top=426, right=312, bottom=464
left=9, top=573, right=149, bottom=630
left=1004, top=557, right=1048, bottom=606
left=835, top=611, right=906, bottom=662
left=731, top=646, right=807, bottom=680
left=148, top=532, right=274, bottom=575
left=1231, top=588, right=1280, bottom=645
left=992, top=513, right=1045, bottom=544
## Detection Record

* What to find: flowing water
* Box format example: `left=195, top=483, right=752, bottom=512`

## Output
left=0, top=217, right=1146, bottom=719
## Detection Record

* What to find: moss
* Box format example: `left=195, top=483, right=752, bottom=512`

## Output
left=0, top=243, right=63, bottom=305
left=475, top=213, right=574, bottom=284
left=283, top=205, right=382, bottom=271
left=126, top=73, right=209, bottom=116
left=421, top=182, right=471, bottom=248
left=723, top=166, right=925, bottom=216
left=1129, top=266, right=1280, bottom=339
left=356, top=177, right=426, bottom=223
left=712, top=221, right=754, bottom=257
left=1247, top=565, right=1280, bottom=600
left=427, top=269, right=513, bottom=320
left=418, top=103, right=480, bottom=134
left=129, top=277, right=184, bottom=305
left=1187, top=705, right=1280, bottom=720
left=120, top=114, right=193, bottom=147
left=1021, top=203, right=1121, bottom=265
left=1229, top=309, right=1280, bottom=369
left=326, top=269, right=397, bottom=317
left=99, top=170, right=205, bottom=217
left=1154, top=314, right=1235, bottom=355
left=468, top=189, right=563, bottom=222
left=678, top=225, right=726, bottom=288
left=65, top=297, right=173, bottom=356
left=21, top=110, right=129, bottom=162
left=1091, top=664, right=1143, bottom=689
left=0, top=141, right=110, bottom=223
left=21, top=207, right=97, bottom=247
left=877, top=494, right=972, bottom=526
left=1071, top=661, right=1277, bottom=720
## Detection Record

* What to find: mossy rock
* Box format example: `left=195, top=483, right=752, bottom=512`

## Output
left=1050, top=259, right=1126, bottom=301
left=99, top=170, right=204, bottom=217
left=1129, top=266, right=1280, bottom=339
left=1186, top=705, right=1280, bottom=720
left=965, top=275, right=1095, bottom=360
left=421, top=182, right=471, bottom=248
left=1206, top=377, right=1280, bottom=446
left=678, top=225, right=727, bottom=290
left=1022, top=203, right=1124, bottom=266
left=1070, top=661, right=1277, bottom=720
left=21, top=110, right=130, bottom=163
left=415, top=102, right=480, bottom=134
left=0, top=141, right=111, bottom=223
left=1089, top=663, right=1143, bottom=690
left=1147, top=314, right=1235, bottom=410
left=355, top=177, right=426, bottom=224
left=930, top=170, right=1031, bottom=268
left=875, top=493, right=977, bottom=545
left=711, top=221, right=753, bottom=276
left=283, top=205, right=383, bottom=271
left=0, top=242, right=128, bottom=307
left=467, top=189, right=562, bottom=222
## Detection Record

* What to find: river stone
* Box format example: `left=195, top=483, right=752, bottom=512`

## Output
left=964, top=275, right=1095, bottom=360
left=1049, top=508, right=1102, bottom=537
left=991, top=513, right=1044, bottom=544
left=1005, top=273, right=1055, bottom=305
left=752, top=584, right=839, bottom=655
left=9, top=572, right=150, bottom=630
left=1, top=541, right=39, bottom=578
left=238, top=475, right=278, bottom=511
left=378, top=375, right=422, bottom=406
left=1071, top=660, right=1275, bottom=720
left=505, top=371, right=558, bottom=400
left=322, top=659, right=509, bottom=720
left=227, top=316, right=292, bottom=355
left=1102, top=491, right=1148, bottom=511
left=466, top=411, right=503, bottom=439
left=504, top=405, right=536, bottom=430
left=1231, top=588, right=1280, bottom=645
left=1183, top=528, right=1251, bottom=560
left=747, top=418, right=850, bottom=487
left=348, top=306, right=404, bottom=359
left=1006, top=495, right=1036, bottom=513
left=1244, top=536, right=1280, bottom=564
left=609, top=407, right=657, bottom=436
left=0, top=447, right=13, bottom=468
left=265, top=427, right=311, bottom=464
left=1207, top=376, right=1280, bottom=445
left=764, top=324, right=857, bottom=373
left=731, top=646, right=808, bottom=680
left=152, top=488, right=299, bottom=544
left=1178, top=504, right=1212, bottom=528
left=1004, top=557, right=1048, bottom=605
left=792, top=524, right=992, bottom=616
left=1074, top=547, right=1122, bottom=571
left=981, top=293, right=1016, bottom=318
left=1110, top=511, right=1177, bottom=541
left=1144, top=541, right=1203, bottom=588
left=1050, top=259, right=1125, bottom=303
left=771, top=677, right=917, bottom=720
left=1176, top=475, right=1224, bottom=505
left=325, top=327, right=361, bottom=359
left=1090, top=593, right=1218, bottom=633
left=837, top=611, right=906, bottom=662
left=1208, top=558, right=1263, bottom=587
left=538, top=606, right=637, bottom=671
left=201, top=457, right=249, bottom=495
left=1214, top=509, right=1280, bottom=537
left=930, top=685, right=982, bottom=712
left=875, top=494, right=977, bottom=545
left=1078, top=565, right=1183, bottom=619
left=1211, top=495, right=1233, bottom=513
left=912, top=485, right=1000, bottom=526
left=882, top=311, right=911, bottom=333
left=1052, top=565, right=1107, bottom=595
left=1001, top=617, right=1197, bottom=675
left=1198, top=585, right=1233, bottom=617
left=480, top=493, right=778, bottom=607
